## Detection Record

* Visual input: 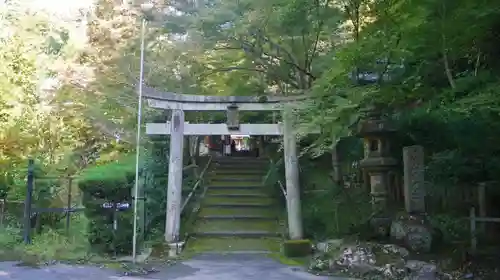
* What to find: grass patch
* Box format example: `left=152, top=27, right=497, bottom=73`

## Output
left=0, top=215, right=92, bottom=265
left=185, top=237, right=281, bottom=253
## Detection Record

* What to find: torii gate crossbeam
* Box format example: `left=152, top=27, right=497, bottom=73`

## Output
left=146, top=122, right=286, bottom=136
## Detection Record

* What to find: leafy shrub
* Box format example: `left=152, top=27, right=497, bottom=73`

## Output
left=264, top=143, right=371, bottom=241
left=0, top=226, right=22, bottom=250
left=428, top=214, right=470, bottom=243
left=78, top=155, right=136, bottom=255
left=0, top=173, right=13, bottom=199
left=0, top=214, right=89, bottom=262
left=32, top=177, right=66, bottom=233
left=22, top=218, right=89, bottom=262
left=142, top=139, right=169, bottom=241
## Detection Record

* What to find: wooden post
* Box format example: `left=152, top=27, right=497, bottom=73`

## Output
left=0, top=198, right=4, bottom=228
left=23, top=159, right=34, bottom=244
left=331, top=143, right=342, bottom=185
left=66, top=177, right=73, bottom=235
left=478, top=182, right=486, bottom=232
left=258, top=136, right=265, bottom=157
left=138, top=168, right=145, bottom=244
left=283, top=107, right=303, bottom=239
left=165, top=109, right=185, bottom=243
left=470, top=207, right=477, bottom=253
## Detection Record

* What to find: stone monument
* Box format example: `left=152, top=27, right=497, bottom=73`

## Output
left=390, top=145, right=434, bottom=253
left=403, top=145, right=426, bottom=214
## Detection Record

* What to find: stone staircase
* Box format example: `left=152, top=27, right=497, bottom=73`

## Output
left=186, top=157, right=282, bottom=254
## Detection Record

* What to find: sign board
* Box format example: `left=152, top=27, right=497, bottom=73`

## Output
left=101, top=202, right=130, bottom=210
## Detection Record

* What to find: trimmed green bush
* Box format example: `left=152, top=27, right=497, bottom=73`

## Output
left=143, top=139, right=169, bottom=240
left=283, top=239, right=312, bottom=257
left=78, top=155, right=136, bottom=255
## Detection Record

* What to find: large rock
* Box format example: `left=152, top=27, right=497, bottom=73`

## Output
left=404, top=260, right=439, bottom=280
left=310, top=243, right=377, bottom=275
left=315, top=239, right=344, bottom=254
left=309, top=240, right=446, bottom=279
left=334, top=245, right=377, bottom=274
left=390, top=215, right=433, bottom=253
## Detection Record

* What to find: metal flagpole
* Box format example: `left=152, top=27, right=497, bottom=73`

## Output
left=132, top=17, right=147, bottom=264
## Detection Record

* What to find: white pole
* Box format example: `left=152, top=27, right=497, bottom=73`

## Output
left=132, top=17, right=147, bottom=264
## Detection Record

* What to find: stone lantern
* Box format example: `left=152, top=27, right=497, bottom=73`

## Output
left=226, top=104, right=239, bottom=131
left=357, top=108, right=397, bottom=234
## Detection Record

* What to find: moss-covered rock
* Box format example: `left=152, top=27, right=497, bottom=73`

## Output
left=283, top=239, right=312, bottom=257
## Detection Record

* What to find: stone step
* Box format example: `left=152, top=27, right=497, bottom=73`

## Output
left=207, top=184, right=265, bottom=189
left=185, top=237, right=281, bottom=253
left=207, top=179, right=263, bottom=185
left=210, top=168, right=267, bottom=174
left=213, top=164, right=267, bottom=169
left=214, top=162, right=265, bottom=165
left=211, top=170, right=267, bottom=176
left=213, top=157, right=268, bottom=162
left=188, top=155, right=281, bottom=255
left=209, top=177, right=262, bottom=182
left=206, top=193, right=269, bottom=198
left=212, top=165, right=267, bottom=170
left=195, top=219, right=278, bottom=232
left=209, top=172, right=264, bottom=177
left=204, top=195, right=273, bottom=205
left=206, top=188, right=269, bottom=196
left=207, top=181, right=263, bottom=187
left=192, top=231, right=280, bottom=238
left=208, top=178, right=264, bottom=184
left=203, top=202, right=272, bottom=208
left=199, top=206, right=275, bottom=217
left=213, top=162, right=268, bottom=166
left=199, top=215, right=276, bottom=220
left=212, top=169, right=267, bottom=173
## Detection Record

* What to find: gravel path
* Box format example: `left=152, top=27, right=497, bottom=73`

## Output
left=0, top=254, right=351, bottom=280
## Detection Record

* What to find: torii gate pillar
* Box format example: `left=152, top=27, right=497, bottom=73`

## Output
left=165, top=109, right=185, bottom=242
left=283, top=107, right=303, bottom=239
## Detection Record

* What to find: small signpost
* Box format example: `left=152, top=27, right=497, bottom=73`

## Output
left=101, top=202, right=130, bottom=229
left=226, top=104, right=240, bottom=131
left=101, top=201, right=130, bottom=256
left=0, top=198, right=5, bottom=227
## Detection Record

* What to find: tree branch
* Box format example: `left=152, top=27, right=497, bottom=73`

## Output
left=198, top=66, right=300, bottom=88
left=306, top=0, right=324, bottom=68
left=240, top=35, right=317, bottom=82
left=201, top=66, right=268, bottom=77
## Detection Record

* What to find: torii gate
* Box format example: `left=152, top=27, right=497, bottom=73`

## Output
left=142, top=85, right=311, bottom=243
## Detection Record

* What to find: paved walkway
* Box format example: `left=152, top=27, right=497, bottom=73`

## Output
left=0, top=254, right=351, bottom=280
